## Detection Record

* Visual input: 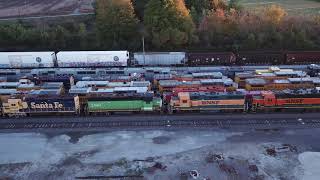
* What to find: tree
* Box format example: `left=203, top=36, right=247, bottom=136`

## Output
left=95, top=0, right=140, bottom=50
left=144, top=0, right=197, bottom=49
left=228, top=0, right=242, bottom=11
left=263, top=5, right=286, bottom=25
left=132, top=0, right=150, bottom=21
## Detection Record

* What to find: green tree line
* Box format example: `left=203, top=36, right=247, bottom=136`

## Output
left=0, top=0, right=319, bottom=51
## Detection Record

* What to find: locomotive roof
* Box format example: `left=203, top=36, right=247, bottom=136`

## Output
left=245, top=78, right=267, bottom=85
left=273, top=79, right=290, bottom=84
left=69, top=87, right=92, bottom=94
left=287, top=78, right=313, bottom=83
left=191, top=72, right=223, bottom=78
left=0, top=89, right=17, bottom=95
left=41, top=82, right=64, bottom=89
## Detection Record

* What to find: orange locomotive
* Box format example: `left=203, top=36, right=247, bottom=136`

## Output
left=169, top=92, right=246, bottom=113
left=250, top=91, right=320, bottom=112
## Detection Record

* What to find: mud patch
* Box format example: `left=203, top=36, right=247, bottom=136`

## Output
left=152, top=136, right=171, bottom=144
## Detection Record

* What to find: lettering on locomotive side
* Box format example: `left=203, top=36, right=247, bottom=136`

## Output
left=201, top=101, right=220, bottom=105
left=30, top=102, right=64, bottom=109
left=284, top=99, right=304, bottom=104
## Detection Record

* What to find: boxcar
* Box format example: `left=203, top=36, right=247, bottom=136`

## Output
left=0, top=52, right=55, bottom=68
left=286, top=51, right=320, bottom=64
left=56, top=51, right=129, bottom=67
left=187, top=52, right=236, bottom=66
left=132, top=52, right=186, bottom=66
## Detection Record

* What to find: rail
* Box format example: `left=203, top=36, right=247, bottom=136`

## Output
left=0, top=117, right=319, bottom=132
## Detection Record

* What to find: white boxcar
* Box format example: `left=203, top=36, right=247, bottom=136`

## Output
left=56, top=51, right=129, bottom=67
left=133, top=52, right=186, bottom=66
left=0, top=52, right=55, bottom=68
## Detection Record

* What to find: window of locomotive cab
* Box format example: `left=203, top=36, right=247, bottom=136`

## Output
left=182, top=100, right=188, bottom=103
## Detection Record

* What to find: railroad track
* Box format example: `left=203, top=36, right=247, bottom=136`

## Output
left=1, top=118, right=320, bottom=132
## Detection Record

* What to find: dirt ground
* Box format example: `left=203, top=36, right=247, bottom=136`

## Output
left=0, top=0, right=94, bottom=18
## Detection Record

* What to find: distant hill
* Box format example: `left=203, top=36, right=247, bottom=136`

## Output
left=240, top=0, right=320, bottom=15
left=0, top=0, right=94, bottom=18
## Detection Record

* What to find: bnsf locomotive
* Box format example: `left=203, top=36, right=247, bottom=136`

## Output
left=0, top=51, right=320, bottom=68
left=2, top=90, right=320, bottom=117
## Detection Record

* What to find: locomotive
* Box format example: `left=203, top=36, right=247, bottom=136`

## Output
left=2, top=90, right=320, bottom=117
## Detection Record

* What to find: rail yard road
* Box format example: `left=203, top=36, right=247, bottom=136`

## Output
left=0, top=113, right=320, bottom=133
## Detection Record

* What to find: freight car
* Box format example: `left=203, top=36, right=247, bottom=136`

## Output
left=56, top=51, right=129, bottom=67
left=286, top=51, right=320, bottom=65
left=0, top=52, right=55, bottom=68
left=187, top=52, right=236, bottom=66
left=132, top=52, right=186, bottom=66
left=236, top=51, right=285, bottom=65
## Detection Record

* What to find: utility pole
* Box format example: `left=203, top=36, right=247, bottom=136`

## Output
left=142, top=35, right=145, bottom=65
left=25, top=0, right=27, bottom=12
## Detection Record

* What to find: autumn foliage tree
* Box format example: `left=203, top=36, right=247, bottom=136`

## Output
left=144, top=0, right=197, bottom=49
left=95, top=0, right=140, bottom=50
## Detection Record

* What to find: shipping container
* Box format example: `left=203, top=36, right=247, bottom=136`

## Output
left=187, top=52, right=236, bottom=66
left=0, top=52, right=55, bottom=68
left=133, top=52, right=186, bottom=66
left=56, top=51, right=129, bottom=67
